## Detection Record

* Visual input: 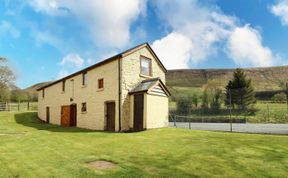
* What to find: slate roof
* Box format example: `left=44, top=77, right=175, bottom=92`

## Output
left=37, top=42, right=167, bottom=91
left=129, top=78, right=171, bottom=96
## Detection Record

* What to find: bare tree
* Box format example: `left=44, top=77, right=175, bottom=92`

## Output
left=0, top=57, right=15, bottom=102
left=0, top=57, right=15, bottom=89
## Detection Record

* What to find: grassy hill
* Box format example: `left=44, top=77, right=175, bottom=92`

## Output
left=166, top=66, right=288, bottom=100
left=14, top=81, right=53, bottom=101
left=24, top=81, right=52, bottom=93
left=166, top=66, right=288, bottom=91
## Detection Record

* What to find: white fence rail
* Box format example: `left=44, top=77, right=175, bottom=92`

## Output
left=0, top=102, right=37, bottom=111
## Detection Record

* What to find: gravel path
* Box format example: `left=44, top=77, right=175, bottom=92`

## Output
left=169, top=122, right=288, bottom=135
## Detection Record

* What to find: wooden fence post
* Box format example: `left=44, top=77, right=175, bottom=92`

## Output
left=174, top=115, right=177, bottom=128
left=18, top=102, right=20, bottom=112
left=27, top=101, right=30, bottom=111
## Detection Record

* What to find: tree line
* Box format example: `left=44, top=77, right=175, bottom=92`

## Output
left=0, top=57, right=37, bottom=103
left=175, top=68, right=257, bottom=115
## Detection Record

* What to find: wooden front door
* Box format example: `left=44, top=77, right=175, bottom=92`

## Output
left=46, top=107, right=50, bottom=123
left=133, top=94, right=144, bottom=131
left=70, top=104, right=77, bottom=126
left=106, top=102, right=115, bottom=131
left=61, top=105, right=71, bottom=127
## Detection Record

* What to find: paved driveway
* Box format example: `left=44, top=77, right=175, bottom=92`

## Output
left=169, top=122, right=288, bottom=135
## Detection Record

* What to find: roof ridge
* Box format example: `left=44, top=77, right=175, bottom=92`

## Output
left=37, top=42, right=149, bottom=91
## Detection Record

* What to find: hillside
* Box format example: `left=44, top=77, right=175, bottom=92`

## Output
left=24, top=81, right=52, bottom=93
left=166, top=66, right=288, bottom=91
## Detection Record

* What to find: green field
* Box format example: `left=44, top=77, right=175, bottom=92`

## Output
left=0, top=112, right=288, bottom=178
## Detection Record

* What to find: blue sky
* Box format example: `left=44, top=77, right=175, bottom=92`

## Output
left=1, top=0, right=288, bottom=88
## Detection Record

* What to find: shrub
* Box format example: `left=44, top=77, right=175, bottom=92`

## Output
left=201, top=89, right=209, bottom=109
left=272, top=92, right=287, bottom=103
left=192, top=93, right=199, bottom=108
left=176, top=96, right=192, bottom=115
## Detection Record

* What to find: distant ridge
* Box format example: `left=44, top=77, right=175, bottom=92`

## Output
left=24, top=81, right=53, bottom=94
left=166, top=65, right=288, bottom=91
left=25, top=66, right=288, bottom=94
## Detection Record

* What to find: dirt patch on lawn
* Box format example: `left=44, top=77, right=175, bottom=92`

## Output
left=87, top=160, right=118, bottom=170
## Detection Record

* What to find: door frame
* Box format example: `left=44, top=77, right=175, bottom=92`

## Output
left=133, top=93, right=144, bottom=131
left=105, top=101, right=116, bottom=132
left=70, top=104, right=77, bottom=127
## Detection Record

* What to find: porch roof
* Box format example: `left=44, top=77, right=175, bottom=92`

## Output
left=129, top=78, right=171, bottom=96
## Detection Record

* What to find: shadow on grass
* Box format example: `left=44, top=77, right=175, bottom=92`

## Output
left=14, top=112, right=94, bottom=133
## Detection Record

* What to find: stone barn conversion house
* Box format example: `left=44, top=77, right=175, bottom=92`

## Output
left=37, top=43, right=170, bottom=132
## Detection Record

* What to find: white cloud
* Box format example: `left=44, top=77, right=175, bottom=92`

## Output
left=152, top=32, right=192, bottom=69
left=270, top=0, right=288, bottom=26
left=27, top=0, right=147, bottom=48
left=227, top=25, right=274, bottom=67
left=0, top=20, right=20, bottom=38
left=57, top=69, right=69, bottom=79
left=151, top=0, right=236, bottom=69
left=86, top=58, right=95, bottom=65
left=28, top=0, right=68, bottom=16
left=151, top=0, right=280, bottom=69
left=60, top=53, right=84, bottom=68
left=57, top=53, right=85, bottom=79
left=34, top=30, right=62, bottom=48
left=26, top=0, right=281, bottom=69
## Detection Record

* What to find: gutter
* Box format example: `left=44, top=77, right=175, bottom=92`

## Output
left=118, top=57, right=122, bottom=132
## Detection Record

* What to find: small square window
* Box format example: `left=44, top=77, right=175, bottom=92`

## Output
left=98, top=78, right=104, bottom=89
left=81, top=103, right=87, bottom=113
left=82, top=72, right=87, bottom=86
left=140, top=56, right=152, bottom=76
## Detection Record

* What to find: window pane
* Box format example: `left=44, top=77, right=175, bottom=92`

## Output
left=83, top=73, right=87, bottom=86
left=141, top=57, right=151, bottom=76
left=81, top=103, right=87, bottom=112
left=98, top=79, right=104, bottom=89
left=141, top=59, right=149, bottom=68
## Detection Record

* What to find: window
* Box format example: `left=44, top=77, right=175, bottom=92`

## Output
left=82, top=72, right=87, bottom=86
left=98, top=78, right=104, bottom=89
left=42, top=89, right=45, bottom=98
left=81, top=103, right=87, bottom=113
left=140, top=56, right=152, bottom=76
left=62, top=80, right=65, bottom=92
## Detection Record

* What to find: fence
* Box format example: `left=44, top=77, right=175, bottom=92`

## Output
left=0, top=102, right=37, bottom=112
left=170, top=88, right=288, bottom=134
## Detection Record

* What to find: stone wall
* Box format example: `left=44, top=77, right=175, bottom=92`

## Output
left=38, top=59, right=120, bottom=131
left=121, top=46, right=166, bottom=130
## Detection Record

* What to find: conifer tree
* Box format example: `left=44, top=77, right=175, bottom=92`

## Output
left=225, top=68, right=256, bottom=109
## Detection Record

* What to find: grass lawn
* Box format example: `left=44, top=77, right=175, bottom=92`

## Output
left=0, top=112, right=288, bottom=178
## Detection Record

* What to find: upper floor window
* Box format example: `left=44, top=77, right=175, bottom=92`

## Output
left=62, top=80, right=65, bottom=92
left=98, top=78, right=104, bottom=89
left=140, top=56, right=152, bottom=76
left=82, top=72, right=87, bottom=86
